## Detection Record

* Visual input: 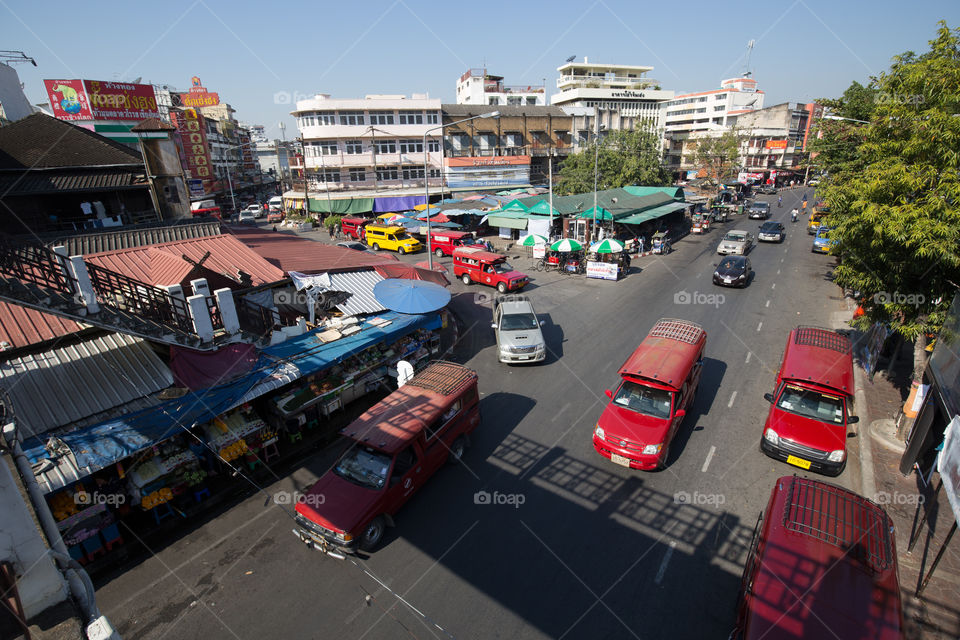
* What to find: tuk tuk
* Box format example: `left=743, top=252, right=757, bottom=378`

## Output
left=651, top=232, right=672, bottom=254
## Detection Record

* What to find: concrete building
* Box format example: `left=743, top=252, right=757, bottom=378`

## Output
left=734, top=102, right=820, bottom=178
left=456, top=68, right=545, bottom=106
left=549, top=58, right=674, bottom=138
left=0, top=62, right=36, bottom=124
left=441, top=104, right=572, bottom=189
left=662, top=76, right=765, bottom=172
left=290, top=93, right=443, bottom=194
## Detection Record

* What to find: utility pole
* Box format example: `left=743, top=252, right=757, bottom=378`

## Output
left=298, top=137, right=308, bottom=218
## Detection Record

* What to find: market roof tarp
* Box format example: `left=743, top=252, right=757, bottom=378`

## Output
left=487, top=211, right=529, bottom=230
left=623, top=186, right=684, bottom=200
left=22, top=311, right=440, bottom=489
left=499, top=200, right=529, bottom=212
left=526, top=199, right=563, bottom=216
left=617, top=201, right=689, bottom=225
left=576, top=206, right=614, bottom=221
left=309, top=196, right=374, bottom=214
left=517, top=187, right=681, bottom=220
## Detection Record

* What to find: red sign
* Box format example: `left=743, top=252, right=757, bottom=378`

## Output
left=43, top=79, right=93, bottom=121
left=180, top=75, right=220, bottom=108
left=445, top=155, right=530, bottom=167
left=765, top=139, right=788, bottom=149
left=171, top=109, right=213, bottom=191
left=83, top=80, right=160, bottom=120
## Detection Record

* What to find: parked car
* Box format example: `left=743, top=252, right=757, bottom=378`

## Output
left=341, top=217, right=374, bottom=240
left=713, top=256, right=753, bottom=288
left=807, top=178, right=821, bottom=186
left=717, top=230, right=755, bottom=255
left=336, top=241, right=371, bottom=253
left=294, top=362, right=481, bottom=557
left=760, top=326, right=858, bottom=476
left=592, top=318, right=706, bottom=470
left=757, top=221, right=785, bottom=243
left=756, top=184, right=778, bottom=195
left=426, top=230, right=481, bottom=257
left=732, top=476, right=903, bottom=640
left=238, top=210, right=257, bottom=225
left=812, top=226, right=836, bottom=254
left=491, top=295, right=546, bottom=364
left=453, top=247, right=528, bottom=294
left=364, top=224, right=422, bottom=254
left=747, top=201, right=771, bottom=219
left=245, top=203, right=264, bottom=218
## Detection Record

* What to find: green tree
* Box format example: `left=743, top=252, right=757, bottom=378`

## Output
left=820, top=22, right=960, bottom=384
left=807, top=81, right=879, bottom=181
left=693, top=129, right=743, bottom=187
left=555, top=128, right=669, bottom=196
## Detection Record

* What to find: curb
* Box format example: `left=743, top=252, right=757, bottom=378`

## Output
left=843, top=296, right=878, bottom=499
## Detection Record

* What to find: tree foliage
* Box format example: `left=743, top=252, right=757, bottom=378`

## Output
left=555, top=128, right=670, bottom=196
left=808, top=81, right=879, bottom=180
left=693, top=129, right=744, bottom=184
left=819, top=22, right=960, bottom=374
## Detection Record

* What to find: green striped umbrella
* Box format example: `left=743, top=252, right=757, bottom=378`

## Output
left=550, top=238, right=584, bottom=252
left=518, top=234, right=548, bottom=247
left=589, top=238, right=625, bottom=253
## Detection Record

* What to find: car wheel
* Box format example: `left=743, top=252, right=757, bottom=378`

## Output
left=360, top=516, right=386, bottom=551
left=448, top=436, right=467, bottom=464
left=397, top=246, right=405, bottom=255
left=435, top=248, right=444, bottom=258
left=461, top=273, right=471, bottom=285
left=371, top=243, right=380, bottom=251
left=497, top=282, right=507, bottom=294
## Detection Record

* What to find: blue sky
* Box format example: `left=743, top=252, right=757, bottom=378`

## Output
left=2, top=0, right=956, bottom=139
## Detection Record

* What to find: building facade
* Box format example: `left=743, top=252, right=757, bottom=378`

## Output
left=456, top=68, right=545, bottom=106
left=734, top=102, right=819, bottom=174
left=441, top=104, right=572, bottom=189
left=291, top=93, right=443, bottom=194
left=549, top=58, right=674, bottom=139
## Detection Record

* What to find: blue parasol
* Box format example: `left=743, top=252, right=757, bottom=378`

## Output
left=373, top=278, right=451, bottom=314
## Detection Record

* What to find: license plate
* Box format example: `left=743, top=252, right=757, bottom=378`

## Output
left=610, top=453, right=632, bottom=467
left=786, top=455, right=811, bottom=470
left=518, top=355, right=529, bottom=360
left=724, top=278, right=732, bottom=284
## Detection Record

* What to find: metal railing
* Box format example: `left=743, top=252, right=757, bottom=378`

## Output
left=236, top=297, right=279, bottom=339
left=0, top=238, right=75, bottom=294
left=84, top=262, right=194, bottom=334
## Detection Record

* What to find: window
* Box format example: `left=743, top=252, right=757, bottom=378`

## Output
left=426, top=112, right=439, bottom=124
left=714, top=105, right=725, bottom=111
left=715, top=94, right=727, bottom=100
left=488, top=97, right=499, bottom=105
left=527, top=97, right=537, bottom=105
left=311, top=113, right=335, bottom=125
left=349, top=168, right=366, bottom=182
left=428, top=168, right=441, bottom=178
left=389, top=446, right=419, bottom=485
left=339, top=111, right=364, bottom=126
left=427, top=139, right=440, bottom=152
left=345, top=140, right=363, bottom=154
left=399, top=112, right=423, bottom=125
left=402, top=167, right=424, bottom=180
left=369, top=111, right=394, bottom=125
left=318, top=169, right=340, bottom=183
left=374, top=140, right=396, bottom=154
left=376, top=168, right=399, bottom=181
left=318, top=141, right=338, bottom=155
left=398, top=139, right=423, bottom=154
left=427, top=399, right=462, bottom=440
left=504, top=133, right=522, bottom=147
left=507, top=96, right=521, bottom=105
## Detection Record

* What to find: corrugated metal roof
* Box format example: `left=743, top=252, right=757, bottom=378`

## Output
left=328, top=271, right=387, bottom=315
left=228, top=225, right=401, bottom=274
left=43, top=220, right=223, bottom=256
left=0, top=301, right=83, bottom=351
left=84, top=234, right=286, bottom=287
left=0, top=170, right=142, bottom=195
left=0, top=333, right=174, bottom=439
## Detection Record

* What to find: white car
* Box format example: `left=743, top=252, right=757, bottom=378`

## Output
left=717, top=230, right=755, bottom=255
left=246, top=204, right=264, bottom=218
left=492, top=295, right=546, bottom=364
left=238, top=210, right=257, bottom=224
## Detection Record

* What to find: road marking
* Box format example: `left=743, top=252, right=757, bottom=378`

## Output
left=702, top=446, right=717, bottom=472
left=550, top=403, right=571, bottom=422
left=771, top=283, right=776, bottom=290
left=745, top=351, right=752, bottom=364
left=780, top=258, right=784, bottom=263
left=728, top=390, right=737, bottom=408
left=757, top=321, right=763, bottom=332
left=777, top=269, right=781, bottom=275
left=654, top=541, right=676, bottom=585
left=765, top=300, right=770, bottom=308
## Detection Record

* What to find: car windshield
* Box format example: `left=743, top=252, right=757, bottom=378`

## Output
left=755, top=203, right=769, bottom=209
left=612, top=380, right=673, bottom=419
left=334, top=447, right=392, bottom=489
left=393, top=232, right=409, bottom=240
left=761, top=223, right=779, bottom=231
left=776, top=384, right=846, bottom=424
left=501, top=312, right=538, bottom=330
left=718, top=259, right=742, bottom=270
left=493, top=262, right=514, bottom=274
left=817, top=228, right=832, bottom=239
left=725, top=233, right=745, bottom=242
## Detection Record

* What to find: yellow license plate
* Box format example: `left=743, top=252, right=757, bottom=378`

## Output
left=786, top=455, right=811, bottom=470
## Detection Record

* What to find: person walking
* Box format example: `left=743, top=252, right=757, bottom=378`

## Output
left=778, top=195, right=782, bottom=208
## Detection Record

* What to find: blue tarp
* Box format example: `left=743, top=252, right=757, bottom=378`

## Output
left=373, top=195, right=428, bottom=213
left=23, top=310, right=441, bottom=470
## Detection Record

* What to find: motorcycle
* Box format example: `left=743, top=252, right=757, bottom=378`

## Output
left=791, top=210, right=799, bottom=223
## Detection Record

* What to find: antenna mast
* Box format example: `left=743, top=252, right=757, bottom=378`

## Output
left=744, top=40, right=755, bottom=77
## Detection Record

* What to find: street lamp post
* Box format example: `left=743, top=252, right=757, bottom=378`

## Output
left=423, top=110, right=500, bottom=269
left=592, top=124, right=606, bottom=242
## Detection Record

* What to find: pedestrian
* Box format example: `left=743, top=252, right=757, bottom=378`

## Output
left=778, top=195, right=782, bottom=207
left=638, top=235, right=645, bottom=254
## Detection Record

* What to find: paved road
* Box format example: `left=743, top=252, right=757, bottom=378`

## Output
left=96, top=188, right=858, bottom=640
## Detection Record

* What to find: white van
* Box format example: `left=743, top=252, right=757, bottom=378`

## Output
left=268, top=196, right=284, bottom=212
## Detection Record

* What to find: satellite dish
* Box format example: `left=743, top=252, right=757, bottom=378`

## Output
left=397, top=360, right=415, bottom=387
left=565, top=55, right=576, bottom=63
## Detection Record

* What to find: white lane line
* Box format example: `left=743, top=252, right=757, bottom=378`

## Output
left=745, top=351, right=752, bottom=364
left=765, top=300, right=770, bottom=308
left=771, top=283, right=776, bottom=290
left=777, top=269, right=781, bottom=275
left=728, top=390, right=738, bottom=408
left=550, top=403, right=571, bottom=422
left=780, top=258, right=784, bottom=263
left=757, top=321, right=763, bottom=332
left=702, top=446, right=717, bottom=473
left=654, top=541, right=676, bottom=585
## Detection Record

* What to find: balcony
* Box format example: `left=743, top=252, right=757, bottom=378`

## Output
left=557, top=74, right=660, bottom=90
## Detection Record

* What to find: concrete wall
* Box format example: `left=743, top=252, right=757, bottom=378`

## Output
left=0, top=63, right=36, bottom=123
left=0, top=454, right=68, bottom=619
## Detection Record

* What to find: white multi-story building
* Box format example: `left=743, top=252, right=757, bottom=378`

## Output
left=549, top=58, right=674, bottom=139
left=240, top=122, right=269, bottom=143
left=456, top=68, right=545, bottom=106
left=291, top=93, right=443, bottom=193
left=663, top=76, right=765, bottom=171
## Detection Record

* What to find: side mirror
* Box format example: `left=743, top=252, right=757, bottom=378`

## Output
left=674, top=409, right=686, bottom=420
left=490, top=323, right=497, bottom=329
left=539, top=320, right=545, bottom=326
left=847, top=415, right=860, bottom=424
left=763, top=393, right=775, bottom=404
left=604, top=389, right=613, bottom=399
left=847, top=431, right=857, bottom=438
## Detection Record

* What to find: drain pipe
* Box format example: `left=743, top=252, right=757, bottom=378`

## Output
left=2, top=423, right=118, bottom=638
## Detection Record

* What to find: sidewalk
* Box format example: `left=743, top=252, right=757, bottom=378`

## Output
left=842, top=298, right=960, bottom=639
